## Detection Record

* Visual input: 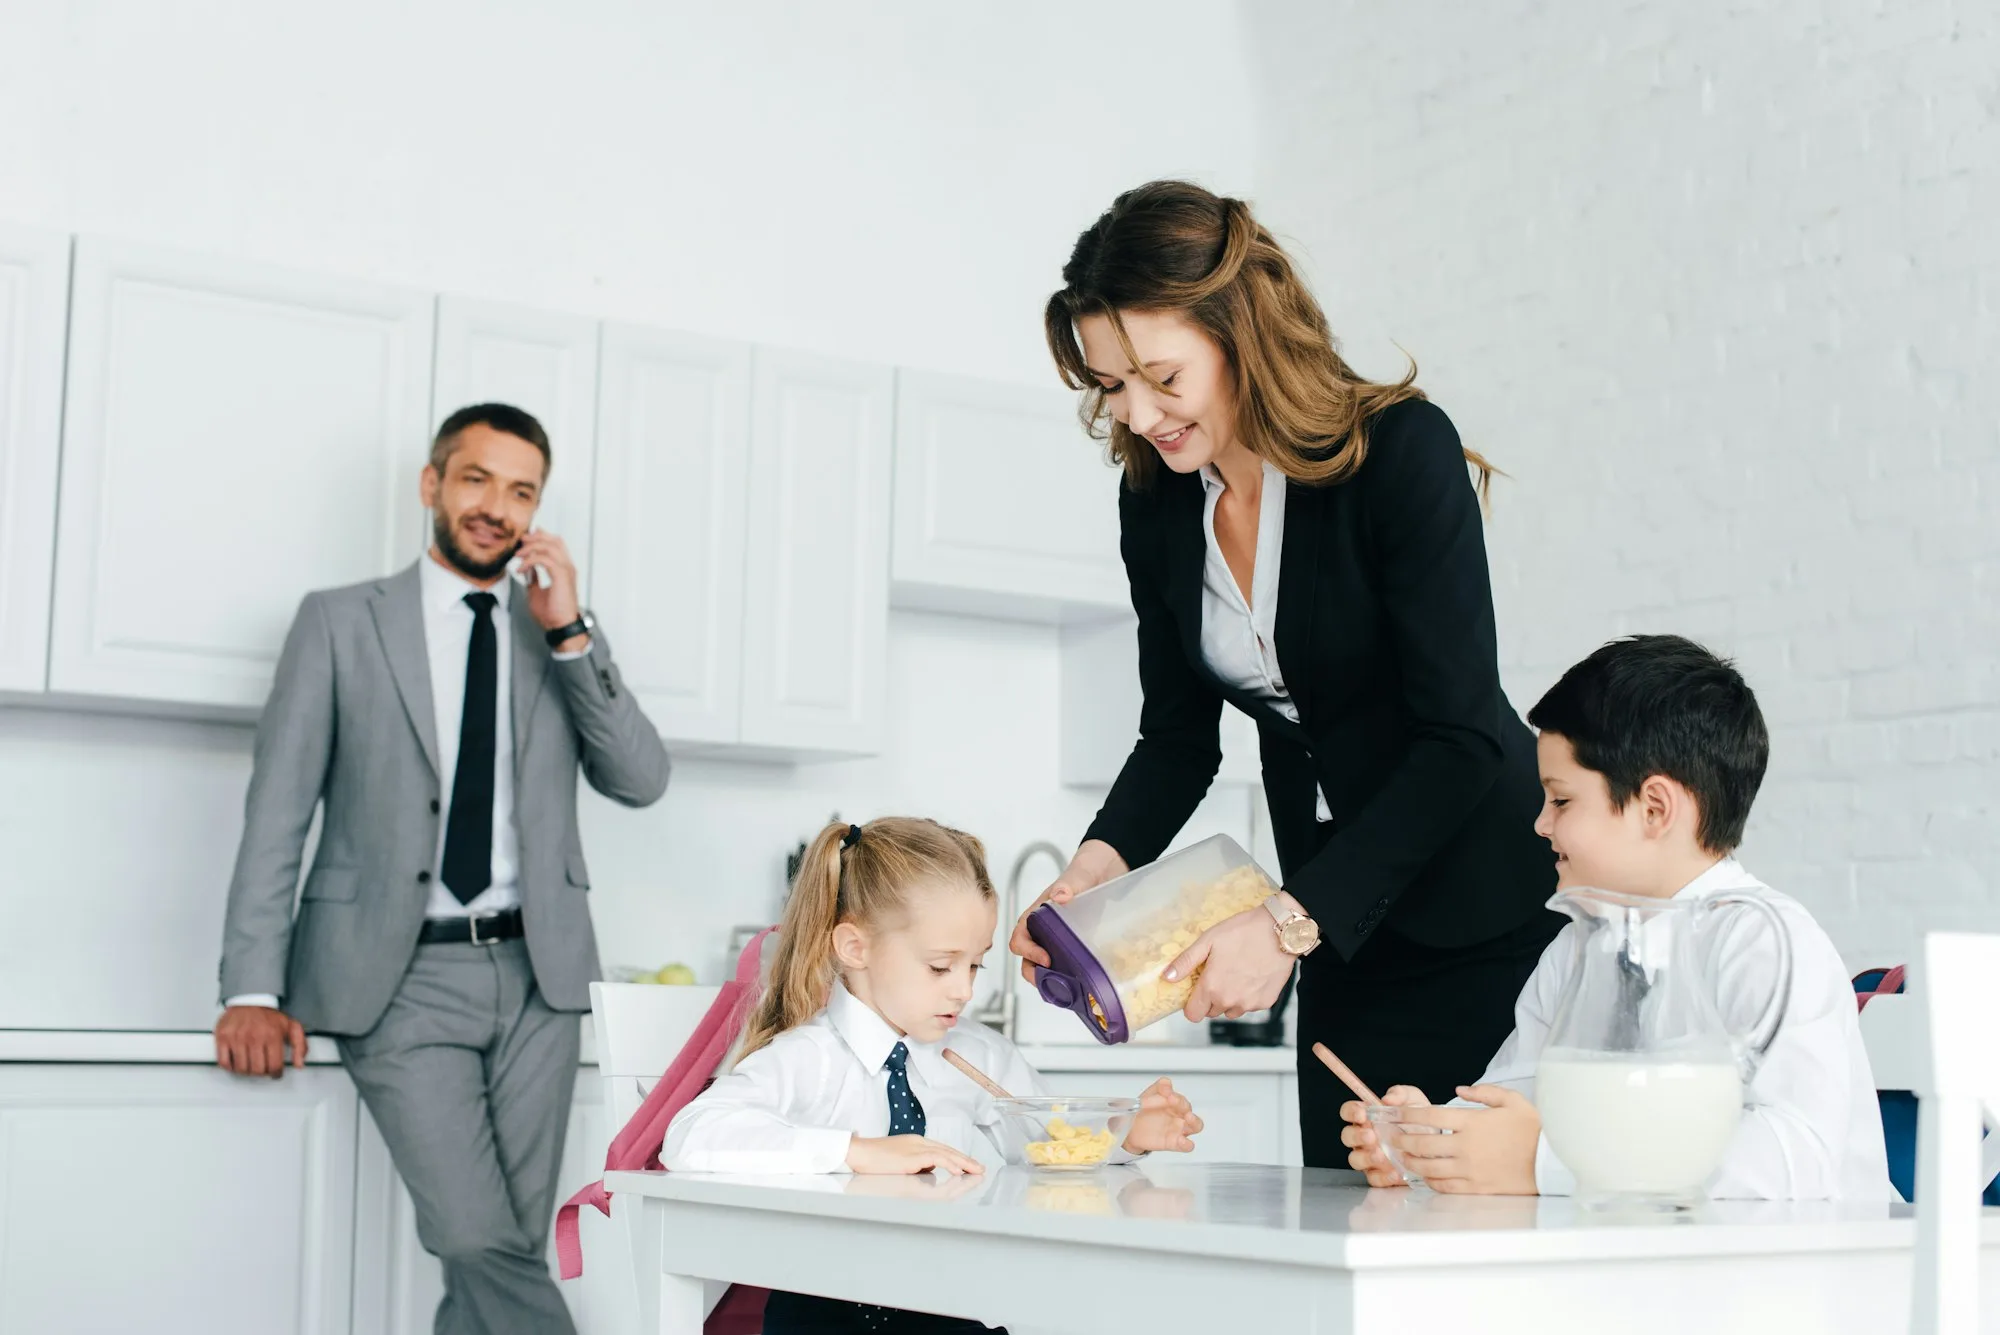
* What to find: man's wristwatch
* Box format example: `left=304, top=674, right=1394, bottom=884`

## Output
left=544, top=609, right=596, bottom=649
left=1264, top=896, right=1322, bottom=957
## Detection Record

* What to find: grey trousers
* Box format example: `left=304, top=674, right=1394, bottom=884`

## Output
left=338, top=939, right=581, bottom=1335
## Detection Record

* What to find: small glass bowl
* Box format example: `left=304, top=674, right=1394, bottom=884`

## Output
left=990, top=1097, right=1136, bottom=1171
left=1365, top=1104, right=1452, bottom=1186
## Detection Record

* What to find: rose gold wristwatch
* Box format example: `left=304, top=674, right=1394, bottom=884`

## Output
left=1264, top=895, right=1322, bottom=957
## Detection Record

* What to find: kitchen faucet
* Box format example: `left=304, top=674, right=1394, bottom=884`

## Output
left=972, top=840, right=1068, bottom=1041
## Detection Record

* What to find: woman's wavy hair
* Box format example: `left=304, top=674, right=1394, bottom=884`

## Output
left=1044, top=180, right=1496, bottom=501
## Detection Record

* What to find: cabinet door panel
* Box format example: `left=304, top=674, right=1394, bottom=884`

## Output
left=738, top=348, right=891, bottom=755
left=0, top=1064, right=356, bottom=1335
left=432, top=297, right=600, bottom=593
left=0, top=224, right=68, bottom=692
left=51, top=237, right=433, bottom=707
left=592, top=324, right=752, bottom=744
left=891, top=370, right=1123, bottom=620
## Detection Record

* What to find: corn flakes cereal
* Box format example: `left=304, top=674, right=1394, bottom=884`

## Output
left=1024, top=1116, right=1116, bottom=1167
left=1100, top=865, right=1277, bottom=1032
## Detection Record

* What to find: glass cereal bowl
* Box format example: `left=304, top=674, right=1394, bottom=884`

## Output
left=990, top=1097, right=1136, bottom=1171
left=1365, top=1104, right=1454, bottom=1186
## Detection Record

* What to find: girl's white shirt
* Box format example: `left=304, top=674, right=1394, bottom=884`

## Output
left=664, top=980, right=1137, bottom=1174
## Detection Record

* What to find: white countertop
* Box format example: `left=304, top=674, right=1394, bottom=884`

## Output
left=0, top=1027, right=1293, bottom=1074
left=603, top=1161, right=1995, bottom=1270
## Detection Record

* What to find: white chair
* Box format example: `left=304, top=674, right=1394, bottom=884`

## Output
left=1909, top=932, right=2000, bottom=1335
left=1859, top=988, right=1927, bottom=1095
left=588, top=981, right=731, bottom=1335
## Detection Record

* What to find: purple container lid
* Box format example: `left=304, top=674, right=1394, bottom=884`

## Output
left=1024, top=903, right=1128, bottom=1045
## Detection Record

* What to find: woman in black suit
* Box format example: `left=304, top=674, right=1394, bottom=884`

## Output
left=1010, top=181, right=1560, bottom=1168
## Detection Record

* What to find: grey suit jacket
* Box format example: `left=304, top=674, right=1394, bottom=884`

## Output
left=218, top=562, right=670, bottom=1034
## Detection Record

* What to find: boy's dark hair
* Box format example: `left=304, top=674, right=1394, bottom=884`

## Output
left=1527, top=634, right=1769, bottom=853
left=430, top=403, right=551, bottom=478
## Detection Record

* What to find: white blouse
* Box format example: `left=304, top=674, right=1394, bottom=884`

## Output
left=1197, top=460, right=1329, bottom=822
left=1472, top=858, right=1894, bottom=1201
left=662, top=981, right=1143, bottom=1174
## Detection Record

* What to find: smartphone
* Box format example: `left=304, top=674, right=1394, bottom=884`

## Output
left=508, top=530, right=553, bottom=589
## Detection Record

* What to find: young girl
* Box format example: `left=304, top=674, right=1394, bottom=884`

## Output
left=664, top=816, right=1204, bottom=1334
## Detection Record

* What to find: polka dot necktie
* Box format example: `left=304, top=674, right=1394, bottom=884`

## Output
left=883, top=1041, right=926, bottom=1136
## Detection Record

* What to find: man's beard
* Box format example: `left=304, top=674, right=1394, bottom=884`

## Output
left=433, top=509, right=518, bottom=582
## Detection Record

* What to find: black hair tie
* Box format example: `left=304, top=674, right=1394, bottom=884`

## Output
left=840, top=823, right=862, bottom=850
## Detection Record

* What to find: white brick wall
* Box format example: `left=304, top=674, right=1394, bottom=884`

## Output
left=1245, top=0, right=1999, bottom=966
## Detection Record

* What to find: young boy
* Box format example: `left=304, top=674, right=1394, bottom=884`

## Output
left=1341, top=635, right=1892, bottom=1200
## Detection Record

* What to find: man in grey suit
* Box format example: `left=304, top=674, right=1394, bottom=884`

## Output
left=213, top=403, right=668, bottom=1335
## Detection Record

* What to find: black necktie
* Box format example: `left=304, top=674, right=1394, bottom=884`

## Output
left=441, top=591, right=499, bottom=905
left=884, top=1042, right=926, bottom=1136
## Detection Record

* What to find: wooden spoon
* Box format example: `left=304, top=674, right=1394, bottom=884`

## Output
left=942, top=1047, right=1016, bottom=1099
left=1312, top=1042, right=1382, bottom=1105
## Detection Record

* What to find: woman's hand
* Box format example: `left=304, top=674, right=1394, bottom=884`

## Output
left=1011, top=840, right=1128, bottom=983
left=1338, top=1085, right=1430, bottom=1188
left=1163, top=893, right=1305, bottom=1020
left=845, top=1135, right=985, bottom=1176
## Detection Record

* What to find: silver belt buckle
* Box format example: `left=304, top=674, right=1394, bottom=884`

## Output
left=468, top=913, right=500, bottom=947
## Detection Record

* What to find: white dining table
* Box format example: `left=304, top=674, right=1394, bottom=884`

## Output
left=604, top=1162, right=2000, bottom=1335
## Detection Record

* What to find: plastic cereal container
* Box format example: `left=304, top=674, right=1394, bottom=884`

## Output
left=1025, top=834, right=1279, bottom=1045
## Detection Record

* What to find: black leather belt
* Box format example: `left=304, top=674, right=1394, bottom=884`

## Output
left=417, top=909, right=525, bottom=946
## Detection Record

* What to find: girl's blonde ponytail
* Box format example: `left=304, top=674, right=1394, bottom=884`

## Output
left=740, top=822, right=849, bottom=1059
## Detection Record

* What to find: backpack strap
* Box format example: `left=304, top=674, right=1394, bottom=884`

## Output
left=1854, top=963, right=1908, bottom=1012
left=555, top=927, right=773, bottom=1280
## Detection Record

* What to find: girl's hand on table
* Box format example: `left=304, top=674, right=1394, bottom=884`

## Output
left=1166, top=901, right=1297, bottom=1020
left=1339, top=1084, right=1430, bottom=1188
left=846, top=1135, right=985, bottom=1176
left=1122, top=1076, right=1204, bottom=1154
left=1010, top=840, right=1128, bottom=983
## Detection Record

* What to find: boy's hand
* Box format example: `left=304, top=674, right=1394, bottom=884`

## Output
left=1122, top=1076, right=1204, bottom=1154
left=845, top=1135, right=985, bottom=1176
left=1392, top=1086, right=1541, bottom=1196
left=1339, top=1085, right=1429, bottom=1187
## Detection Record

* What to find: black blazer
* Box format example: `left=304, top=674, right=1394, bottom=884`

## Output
left=1084, top=399, right=1555, bottom=962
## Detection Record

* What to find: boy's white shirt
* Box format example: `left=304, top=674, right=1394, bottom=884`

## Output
left=1471, top=857, right=1894, bottom=1201
left=664, top=979, right=1128, bottom=1174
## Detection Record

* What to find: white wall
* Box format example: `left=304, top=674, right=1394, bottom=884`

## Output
left=0, top=1, right=1262, bottom=1028
left=1247, top=0, right=1999, bottom=965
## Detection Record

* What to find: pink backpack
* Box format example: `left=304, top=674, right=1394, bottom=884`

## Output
left=556, top=928, right=775, bottom=1331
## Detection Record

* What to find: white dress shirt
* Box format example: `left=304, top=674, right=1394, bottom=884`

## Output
left=1472, top=858, right=1894, bottom=1201
left=416, top=554, right=523, bottom=920
left=225, top=554, right=589, bottom=1011
left=1197, top=460, right=1330, bottom=822
left=663, top=981, right=1141, bottom=1174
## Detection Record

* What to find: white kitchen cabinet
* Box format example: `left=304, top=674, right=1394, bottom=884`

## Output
left=0, top=225, right=68, bottom=694
left=1059, top=614, right=1262, bottom=788
left=1277, top=1073, right=1304, bottom=1167
left=0, top=1063, right=357, bottom=1335
left=890, top=370, right=1126, bottom=622
left=589, top=324, right=753, bottom=746
left=49, top=237, right=435, bottom=709
left=737, top=348, right=892, bottom=756
left=352, top=1065, right=612, bottom=1335
left=1039, top=1069, right=1290, bottom=1166
left=432, top=296, right=601, bottom=594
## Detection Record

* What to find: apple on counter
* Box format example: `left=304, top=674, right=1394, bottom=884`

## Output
left=644, top=964, right=697, bottom=985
